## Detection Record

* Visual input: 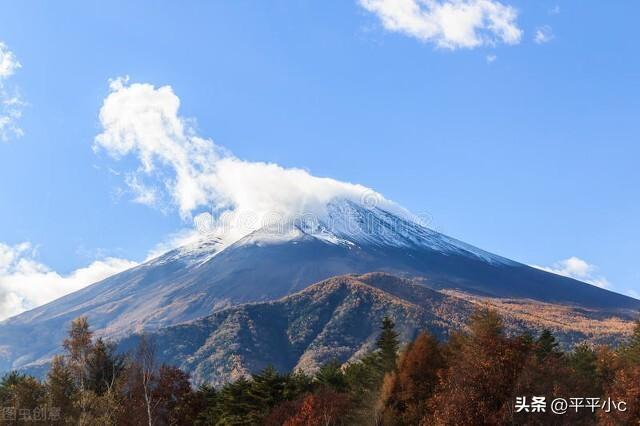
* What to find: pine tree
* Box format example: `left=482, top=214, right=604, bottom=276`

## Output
left=194, top=385, right=218, bottom=425
left=620, top=320, right=640, bottom=365
left=315, top=360, right=348, bottom=393
left=87, top=338, right=126, bottom=395
left=0, top=371, right=46, bottom=419
left=216, top=377, right=255, bottom=425
left=376, top=316, right=400, bottom=373
left=248, top=366, right=287, bottom=423
left=344, top=351, right=383, bottom=393
left=283, top=370, right=313, bottom=401
left=536, top=329, right=560, bottom=360
left=568, top=342, right=600, bottom=395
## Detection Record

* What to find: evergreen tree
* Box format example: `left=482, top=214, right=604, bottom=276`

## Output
left=282, top=370, right=314, bottom=401
left=568, top=343, right=600, bottom=393
left=86, top=338, right=126, bottom=395
left=344, top=351, right=384, bottom=393
left=216, top=377, right=255, bottom=425
left=194, top=385, right=219, bottom=425
left=0, top=371, right=28, bottom=405
left=315, top=360, right=348, bottom=393
left=248, top=366, right=286, bottom=419
left=569, top=343, right=598, bottom=376
left=376, top=316, right=400, bottom=372
left=518, top=330, right=535, bottom=346
left=620, top=320, right=640, bottom=365
left=0, top=371, right=46, bottom=421
left=536, top=328, right=560, bottom=360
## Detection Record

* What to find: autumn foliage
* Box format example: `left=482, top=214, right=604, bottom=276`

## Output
left=1, top=312, right=639, bottom=425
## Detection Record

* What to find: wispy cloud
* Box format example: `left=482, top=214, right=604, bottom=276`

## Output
left=532, top=256, right=610, bottom=289
left=358, top=0, right=522, bottom=49
left=94, top=77, right=407, bottom=246
left=0, top=41, right=24, bottom=142
left=0, top=242, right=137, bottom=320
left=549, top=5, right=560, bottom=15
left=534, top=25, right=554, bottom=44
left=486, top=54, right=497, bottom=63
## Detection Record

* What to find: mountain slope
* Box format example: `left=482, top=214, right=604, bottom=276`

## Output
left=0, top=200, right=638, bottom=373
left=117, top=273, right=475, bottom=386
left=116, top=273, right=636, bottom=386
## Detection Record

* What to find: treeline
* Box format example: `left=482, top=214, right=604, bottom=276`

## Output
left=1, top=311, right=639, bottom=425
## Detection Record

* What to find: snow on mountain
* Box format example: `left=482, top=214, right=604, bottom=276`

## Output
left=0, top=197, right=638, bottom=374
left=172, top=198, right=515, bottom=267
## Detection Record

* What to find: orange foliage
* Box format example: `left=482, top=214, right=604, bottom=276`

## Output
left=598, top=366, right=640, bottom=425
left=282, top=390, right=350, bottom=426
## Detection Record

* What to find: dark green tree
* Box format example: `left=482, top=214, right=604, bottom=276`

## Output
left=215, top=377, right=256, bottom=425
left=282, top=370, right=314, bottom=401
left=567, top=341, right=603, bottom=405
left=86, top=337, right=126, bottom=395
left=620, top=320, right=640, bottom=365
left=376, top=316, right=400, bottom=372
left=193, top=385, right=218, bottom=425
left=536, top=329, right=560, bottom=360
left=0, top=371, right=28, bottom=403
left=344, top=351, right=384, bottom=393
left=315, top=360, right=348, bottom=392
left=247, top=366, right=287, bottom=422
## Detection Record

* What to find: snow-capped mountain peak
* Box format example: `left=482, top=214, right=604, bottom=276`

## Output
left=206, top=198, right=516, bottom=267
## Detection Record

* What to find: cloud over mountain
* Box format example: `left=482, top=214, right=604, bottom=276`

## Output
left=94, top=77, right=409, bottom=244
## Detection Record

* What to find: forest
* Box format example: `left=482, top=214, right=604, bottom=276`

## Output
left=0, top=309, right=639, bottom=425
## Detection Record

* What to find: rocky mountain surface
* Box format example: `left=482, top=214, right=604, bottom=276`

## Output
left=1, top=200, right=638, bottom=374
left=117, top=273, right=637, bottom=386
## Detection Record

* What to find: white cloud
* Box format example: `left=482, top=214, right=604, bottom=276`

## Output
left=532, top=256, right=611, bottom=289
left=94, top=77, right=409, bottom=246
left=549, top=5, right=560, bottom=15
left=0, top=41, right=24, bottom=142
left=486, top=54, right=497, bottom=63
left=358, top=0, right=522, bottom=49
left=0, top=43, right=20, bottom=79
left=534, top=25, right=554, bottom=44
left=0, top=242, right=137, bottom=321
left=124, top=173, right=159, bottom=206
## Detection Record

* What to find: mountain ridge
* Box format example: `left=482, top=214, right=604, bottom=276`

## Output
left=0, top=199, right=638, bottom=374
left=116, top=273, right=636, bottom=386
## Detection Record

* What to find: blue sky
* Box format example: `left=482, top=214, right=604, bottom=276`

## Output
left=0, top=0, right=639, bottom=317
